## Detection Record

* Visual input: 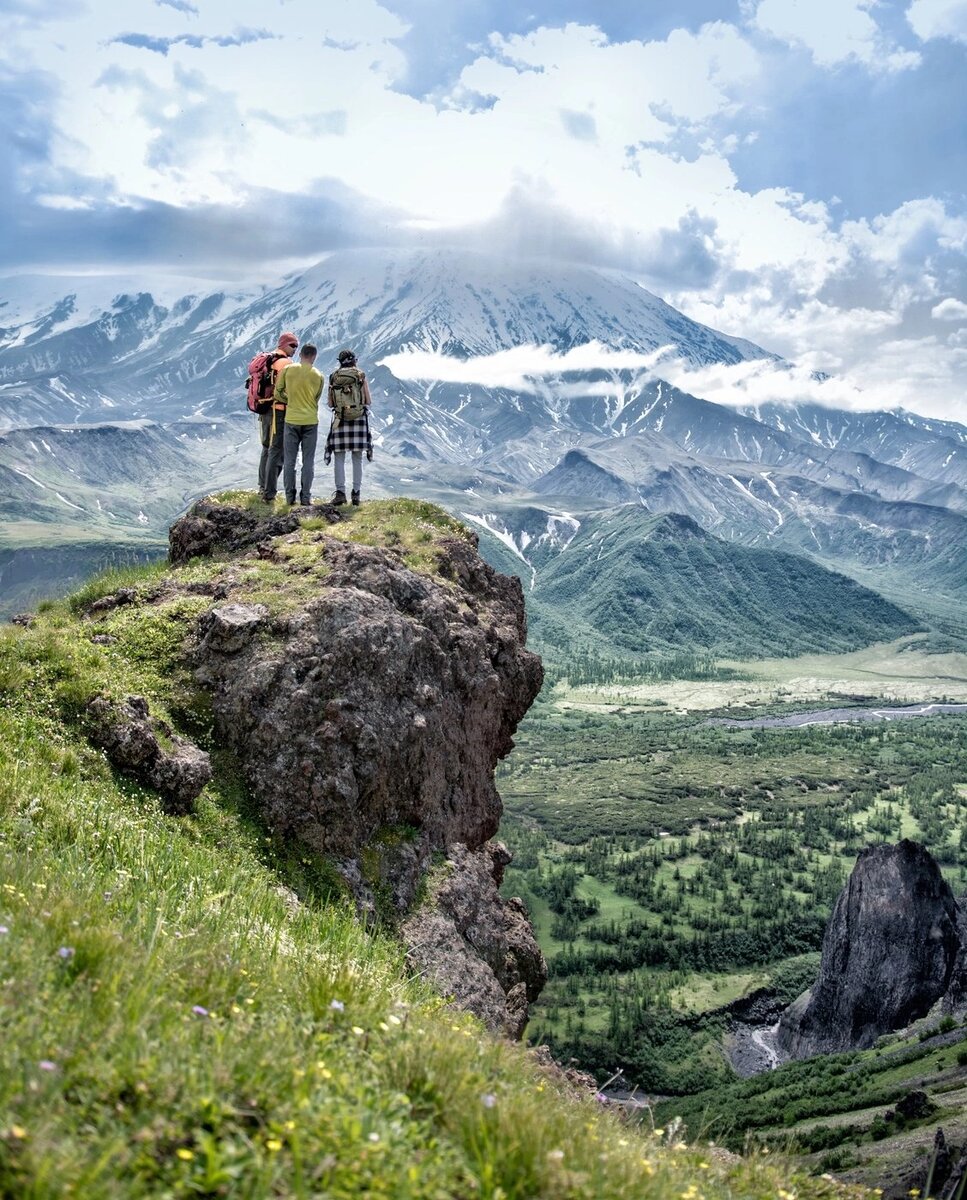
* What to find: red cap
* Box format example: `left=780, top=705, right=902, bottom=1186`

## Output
left=278, top=331, right=298, bottom=350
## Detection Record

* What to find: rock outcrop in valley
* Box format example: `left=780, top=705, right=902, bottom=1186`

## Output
left=777, top=840, right=966, bottom=1057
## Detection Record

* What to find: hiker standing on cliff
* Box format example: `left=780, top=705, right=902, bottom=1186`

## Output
left=247, top=332, right=298, bottom=501
left=274, top=342, right=323, bottom=506
left=324, top=349, right=373, bottom=506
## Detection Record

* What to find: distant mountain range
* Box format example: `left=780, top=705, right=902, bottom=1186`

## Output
left=0, top=249, right=963, bottom=648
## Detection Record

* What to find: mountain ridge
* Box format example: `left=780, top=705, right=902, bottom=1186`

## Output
left=1, top=248, right=964, bottom=642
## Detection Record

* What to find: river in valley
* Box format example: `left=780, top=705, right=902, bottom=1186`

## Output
left=709, top=702, right=967, bottom=730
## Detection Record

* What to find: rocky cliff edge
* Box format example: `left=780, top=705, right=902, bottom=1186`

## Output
left=92, top=496, right=547, bottom=1037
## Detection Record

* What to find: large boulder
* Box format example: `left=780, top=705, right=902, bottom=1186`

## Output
left=777, top=840, right=964, bottom=1057
left=86, top=693, right=211, bottom=815
left=172, top=499, right=546, bottom=1036
left=168, top=498, right=341, bottom=565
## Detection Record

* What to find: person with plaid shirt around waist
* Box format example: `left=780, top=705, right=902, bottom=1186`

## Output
left=324, top=348, right=373, bottom=506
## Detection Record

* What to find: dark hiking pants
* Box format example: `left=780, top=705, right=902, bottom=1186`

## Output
left=258, top=407, right=285, bottom=499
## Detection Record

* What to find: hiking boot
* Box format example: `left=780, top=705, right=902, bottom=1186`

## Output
left=285, top=494, right=296, bottom=505
left=299, top=495, right=311, bottom=507
left=351, top=491, right=361, bottom=506
left=331, top=490, right=347, bottom=506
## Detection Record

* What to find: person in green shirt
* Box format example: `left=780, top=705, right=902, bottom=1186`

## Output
left=274, top=343, right=324, bottom=506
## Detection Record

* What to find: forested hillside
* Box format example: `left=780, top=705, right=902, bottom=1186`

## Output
left=528, top=509, right=920, bottom=658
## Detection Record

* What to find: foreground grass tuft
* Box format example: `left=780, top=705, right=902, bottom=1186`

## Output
left=0, top=526, right=865, bottom=1197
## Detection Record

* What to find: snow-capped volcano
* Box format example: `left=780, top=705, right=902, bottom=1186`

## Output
left=0, top=248, right=771, bottom=434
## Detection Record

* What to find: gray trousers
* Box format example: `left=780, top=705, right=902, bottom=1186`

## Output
left=258, top=407, right=285, bottom=498
left=333, top=450, right=363, bottom=494
left=283, top=423, right=318, bottom=504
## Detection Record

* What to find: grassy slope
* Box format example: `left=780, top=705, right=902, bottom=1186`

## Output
left=654, top=1023, right=967, bottom=1185
left=0, top=495, right=860, bottom=1199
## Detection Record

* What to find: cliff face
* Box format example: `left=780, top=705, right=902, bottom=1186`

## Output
left=169, top=498, right=547, bottom=1036
left=777, top=840, right=964, bottom=1058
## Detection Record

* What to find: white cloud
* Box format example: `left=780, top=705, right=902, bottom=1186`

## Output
left=378, top=342, right=674, bottom=389
left=907, top=0, right=967, bottom=42
left=752, top=0, right=920, bottom=69
left=378, top=336, right=967, bottom=424
left=932, top=297, right=967, bottom=320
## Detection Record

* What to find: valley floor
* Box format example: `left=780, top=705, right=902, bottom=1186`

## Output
left=499, top=640, right=967, bottom=1188
left=550, top=635, right=967, bottom=713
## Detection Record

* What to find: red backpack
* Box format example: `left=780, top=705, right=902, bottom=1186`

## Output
left=245, top=351, right=286, bottom=413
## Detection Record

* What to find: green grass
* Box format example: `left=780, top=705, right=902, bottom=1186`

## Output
left=0, top=532, right=865, bottom=1198
left=318, top=497, right=475, bottom=575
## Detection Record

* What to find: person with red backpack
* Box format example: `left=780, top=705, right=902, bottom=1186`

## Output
left=246, top=332, right=298, bottom=500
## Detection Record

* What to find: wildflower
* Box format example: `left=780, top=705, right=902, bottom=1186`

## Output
left=38, top=1061, right=56, bottom=1072
left=547, top=1149, right=564, bottom=1162
left=351, top=1026, right=365, bottom=1036
left=330, top=999, right=345, bottom=1012
left=0, top=926, right=8, bottom=935
left=176, top=1148, right=194, bottom=1161
left=57, top=946, right=74, bottom=960
left=9, top=1126, right=26, bottom=1140
left=378, top=1022, right=390, bottom=1032
left=265, top=1139, right=283, bottom=1152
left=387, top=1014, right=402, bottom=1025
left=191, top=1005, right=209, bottom=1018
left=368, top=1132, right=380, bottom=1142
left=595, top=1092, right=608, bottom=1103
left=481, top=1093, right=497, bottom=1109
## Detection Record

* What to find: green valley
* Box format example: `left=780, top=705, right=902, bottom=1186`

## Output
left=500, top=673, right=967, bottom=1090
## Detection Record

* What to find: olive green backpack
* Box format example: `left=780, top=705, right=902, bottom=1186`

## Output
left=329, top=367, right=366, bottom=421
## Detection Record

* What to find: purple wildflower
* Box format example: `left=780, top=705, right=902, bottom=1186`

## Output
left=191, top=1005, right=209, bottom=1018
left=38, top=1061, right=56, bottom=1072
left=481, top=1093, right=497, bottom=1109
left=595, top=1093, right=609, bottom=1103
left=0, top=926, right=8, bottom=935
left=329, top=999, right=345, bottom=1012
left=57, top=946, right=74, bottom=960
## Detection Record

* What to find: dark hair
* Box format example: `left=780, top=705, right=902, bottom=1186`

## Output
left=301, top=343, right=317, bottom=359
left=337, top=348, right=357, bottom=366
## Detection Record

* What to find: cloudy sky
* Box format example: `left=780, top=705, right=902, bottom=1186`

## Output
left=3, top=0, right=967, bottom=419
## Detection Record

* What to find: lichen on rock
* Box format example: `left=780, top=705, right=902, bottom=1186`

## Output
left=402, top=843, right=547, bottom=1039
